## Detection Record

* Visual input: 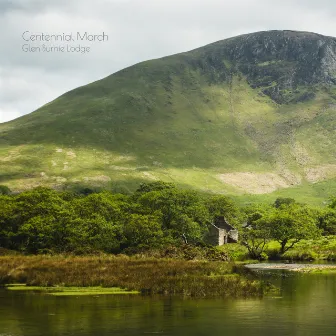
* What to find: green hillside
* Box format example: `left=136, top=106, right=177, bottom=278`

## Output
left=1, top=30, right=336, bottom=203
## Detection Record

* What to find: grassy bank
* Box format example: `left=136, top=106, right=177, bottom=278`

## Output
left=266, top=237, right=336, bottom=261
left=0, top=255, right=265, bottom=298
left=219, top=236, right=336, bottom=262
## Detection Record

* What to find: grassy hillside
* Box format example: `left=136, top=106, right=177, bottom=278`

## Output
left=0, top=31, right=336, bottom=203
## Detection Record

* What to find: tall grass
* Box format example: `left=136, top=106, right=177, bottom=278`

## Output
left=0, top=255, right=264, bottom=297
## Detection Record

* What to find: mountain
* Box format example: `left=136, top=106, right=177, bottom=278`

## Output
left=1, top=30, right=336, bottom=203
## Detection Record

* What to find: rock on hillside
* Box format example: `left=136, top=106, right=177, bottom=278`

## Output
left=193, top=30, right=336, bottom=103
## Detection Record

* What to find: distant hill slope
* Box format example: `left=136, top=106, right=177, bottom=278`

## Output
left=1, top=30, right=336, bottom=203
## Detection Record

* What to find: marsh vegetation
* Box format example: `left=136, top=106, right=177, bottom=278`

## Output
left=0, top=255, right=265, bottom=297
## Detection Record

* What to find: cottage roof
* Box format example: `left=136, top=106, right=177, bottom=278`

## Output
left=214, top=216, right=236, bottom=231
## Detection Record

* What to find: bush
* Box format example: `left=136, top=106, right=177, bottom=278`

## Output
left=0, top=185, right=11, bottom=195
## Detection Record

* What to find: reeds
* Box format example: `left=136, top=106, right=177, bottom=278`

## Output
left=0, top=255, right=264, bottom=297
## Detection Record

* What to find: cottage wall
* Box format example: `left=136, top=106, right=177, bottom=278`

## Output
left=228, top=229, right=238, bottom=243
left=206, top=225, right=227, bottom=245
left=205, top=217, right=239, bottom=246
left=218, top=228, right=226, bottom=245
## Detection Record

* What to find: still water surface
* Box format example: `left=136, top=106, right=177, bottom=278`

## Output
left=0, top=267, right=335, bottom=336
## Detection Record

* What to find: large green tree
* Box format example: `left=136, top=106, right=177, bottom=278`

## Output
left=138, top=188, right=208, bottom=244
left=240, top=204, right=272, bottom=259
left=264, top=204, right=321, bottom=254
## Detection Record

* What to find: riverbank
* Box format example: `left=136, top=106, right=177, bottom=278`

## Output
left=246, top=263, right=336, bottom=272
left=0, top=255, right=266, bottom=297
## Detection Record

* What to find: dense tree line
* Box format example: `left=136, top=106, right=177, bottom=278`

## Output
left=0, top=183, right=335, bottom=256
left=0, top=182, right=237, bottom=254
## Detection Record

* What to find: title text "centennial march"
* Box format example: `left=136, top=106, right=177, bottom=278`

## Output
left=22, top=32, right=108, bottom=42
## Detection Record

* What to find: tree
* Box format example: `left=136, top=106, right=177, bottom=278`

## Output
left=123, top=214, right=163, bottom=248
left=316, top=208, right=336, bottom=235
left=15, top=187, right=69, bottom=221
left=0, top=195, right=17, bottom=249
left=69, top=215, right=123, bottom=253
left=71, top=191, right=127, bottom=222
left=18, top=215, right=62, bottom=253
left=265, top=204, right=320, bottom=254
left=240, top=204, right=272, bottom=259
left=135, top=181, right=176, bottom=194
left=0, top=188, right=71, bottom=251
left=274, top=197, right=295, bottom=208
left=240, top=221, right=271, bottom=259
left=138, top=188, right=208, bottom=244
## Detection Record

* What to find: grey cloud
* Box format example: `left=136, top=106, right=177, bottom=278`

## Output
left=0, top=0, right=73, bottom=15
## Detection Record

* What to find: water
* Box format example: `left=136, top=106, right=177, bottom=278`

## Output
left=0, top=267, right=335, bottom=336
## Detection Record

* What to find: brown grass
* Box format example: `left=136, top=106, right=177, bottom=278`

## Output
left=0, top=255, right=264, bottom=297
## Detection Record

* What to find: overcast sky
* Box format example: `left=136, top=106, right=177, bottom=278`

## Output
left=1, top=0, right=336, bottom=123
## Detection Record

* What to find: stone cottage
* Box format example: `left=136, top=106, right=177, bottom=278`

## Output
left=206, top=216, right=238, bottom=246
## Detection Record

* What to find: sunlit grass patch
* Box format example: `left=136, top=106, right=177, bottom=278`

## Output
left=4, top=284, right=139, bottom=295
